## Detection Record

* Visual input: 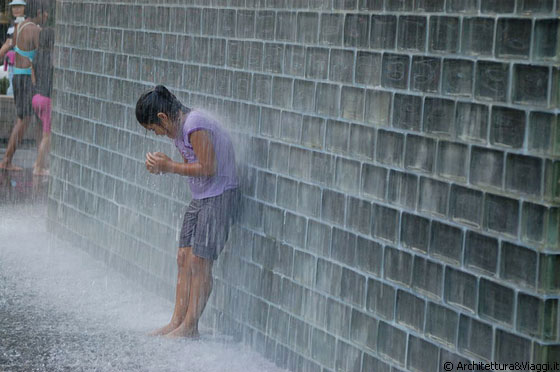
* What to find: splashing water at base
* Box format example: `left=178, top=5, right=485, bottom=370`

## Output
left=0, top=203, right=285, bottom=372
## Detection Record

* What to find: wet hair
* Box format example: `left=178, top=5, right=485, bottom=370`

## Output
left=26, top=0, right=52, bottom=19
left=135, top=85, right=189, bottom=127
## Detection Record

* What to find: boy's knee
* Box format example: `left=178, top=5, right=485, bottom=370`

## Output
left=189, top=255, right=212, bottom=275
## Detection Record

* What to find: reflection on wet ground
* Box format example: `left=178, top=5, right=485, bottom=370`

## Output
left=0, top=148, right=48, bottom=204
left=0, top=149, right=284, bottom=372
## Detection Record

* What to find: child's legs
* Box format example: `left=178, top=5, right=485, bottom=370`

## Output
left=32, top=94, right=52, bottom=134
left=32, top=95, right=52, bottom=171
left=180, top=254, right=213, bottom=333
left=170, top=247, right=195, bottom=324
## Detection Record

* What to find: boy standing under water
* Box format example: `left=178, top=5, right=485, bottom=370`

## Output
left=136, top=85, right=239, bottom=338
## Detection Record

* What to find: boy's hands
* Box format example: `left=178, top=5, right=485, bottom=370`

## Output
left=146, top=152, right=172, bottom=174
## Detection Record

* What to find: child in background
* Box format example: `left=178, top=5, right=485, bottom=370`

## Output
left=31, top=27, right=53, bottom=176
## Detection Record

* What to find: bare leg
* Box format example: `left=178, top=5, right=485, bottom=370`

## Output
left=166, top=255, right=213, bottom=338
left=33, top=132, right=50, bottom=176
left=149, top=247, right=193, bottom=336
left=0, top=116, right=30, bottom=171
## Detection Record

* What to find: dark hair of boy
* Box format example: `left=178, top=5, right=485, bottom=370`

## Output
left=135, top=85, right=190, bottom=127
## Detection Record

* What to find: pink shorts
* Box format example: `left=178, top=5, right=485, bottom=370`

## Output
left=32, top=94, right=51, bottom=133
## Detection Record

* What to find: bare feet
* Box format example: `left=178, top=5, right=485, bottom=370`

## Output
left=164, top=324, right=199, bottom=339
left=33, top=167, right=49, bottom=176
left=148, top=322, right=181, bottom=336
left=0, top=161, right=23, bottom=171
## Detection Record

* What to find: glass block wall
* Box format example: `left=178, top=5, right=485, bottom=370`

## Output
left=48, top=1, right=560, bottom=371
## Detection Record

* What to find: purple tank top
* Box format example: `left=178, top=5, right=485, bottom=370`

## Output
left=174, top=110, right=238, bottom=199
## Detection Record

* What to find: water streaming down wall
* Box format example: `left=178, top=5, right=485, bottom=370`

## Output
left=48, top=1, right=560, bottom=371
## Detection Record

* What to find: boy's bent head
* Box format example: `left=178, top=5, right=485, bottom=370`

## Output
left=136, top=85, right=185, bottom=128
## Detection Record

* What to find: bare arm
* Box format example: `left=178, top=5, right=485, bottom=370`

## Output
left=0, top=39, right=12, bottom=61
left=146, top=130, right=216, bottom=177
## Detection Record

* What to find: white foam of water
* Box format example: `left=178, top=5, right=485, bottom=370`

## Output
left=0, top=203, right=286, bottom=372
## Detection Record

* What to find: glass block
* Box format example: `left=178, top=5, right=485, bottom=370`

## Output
left=458, top=315, right=493, bottom=360
left=496, top=18, right=531, bottom=58
left=370, top=15, right=397, bottom=50
left=404, top=134, right=435, bottom=173
left=341, top=87, right=365, bottom=121
left=377, top=322, right=407, bottom=365
left=319, top=14, right=343, bottom=46
left=396, top=290, right=425, bottom=331
left=276, top=12, right=297, bottom=42
left=447, top=0, right=478, bottom=12
left=534, top=19, right=559, bottom=61
left=361, top=164, right=387, bottom=200
left=495, top=330, right=531, bottom=364
left=284, top=45, right=306, bottom=77
left=365, top=90, right=391, bottom=126
left=372, top=205, right=399, bottom=243
left=481, top=0, right=514, bottom=12
left=506, top=154, right=542, bottom=196
left=517, top=294, right=558, bottom=341
left=387, top=170, right=417, bottom=209
left=461, top=17, right=494, bottom=56
left=375, top=130, right=404, bottom=167
left=335, top=157, right=361, bottom=194
left=465, top=231, right=498, bottom=276
left=529, top=112, right=559, bottom=156
left=344, top=14, right=369, bottom=48
left=386, top=0, right=414, bottom=11
left=293, top=79, right=315, bottom=112
left=442, top=59, right=473, bottom=96
left=410, top=56, right=440, bottom=93
left=429, top=16, right=459, bottom=53
left=329, top=49, right=354, bottom=83
left=484, top=194, right=519, bottom=237
left=398, top=16, right=427, bottom=51
left=356, top=51, right=382, bottom=87
left=412, top=257, right=443, bottom=298
left=401, top=213, right=430, bottom=253
left=491, top=106, right=525, bottom=148
left=416, top=0, right=445, bottom=11
left=518, top=0, right=553, bottom=13
left=450, top=185, right=483, bottom=226
left=381, top=54, right=410, bottom=90
left=263, top=43, right=284, bottom=74
left=305, top=47, right=329, bottom=80
left=445, top=267, right=477, bottom=312
left=393, top=94, right=422, bottom=131
left=256, top=11, right=276, bottom=40
left=456, top=102, right=488, bottom=142
left=437, top=141, right=468, bottom=181
left=349, top=124, right=375, bottom=160
left=316, top=83, right=340, bottom=117
left=501, top=240, right=538, bottom=291
left=470, top=147, right=504, bottom=187
left=384, top=246, right=412, bottom=287
left=513, top=64, right=549, bottom=106
left=430, top=221, right=463, bottom=264
left=475, top=61, right=509, bottom=102
left=423, top=97, right=455, bottom=136
left=366, top=278, right=395, bottom=320
left=539, top=254, right=560, bottom=294
left=479, top=278, right=514, bottom=325
left=419, top=177, right=449, bottom=216
left=297, top=12, right=319, bottom=44
left=425, top=303, right=458, bottom=346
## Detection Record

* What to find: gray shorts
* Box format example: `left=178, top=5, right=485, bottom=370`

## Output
left=179, top=188, right=240, bottom=260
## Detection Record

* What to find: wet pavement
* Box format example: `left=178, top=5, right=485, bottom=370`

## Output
left=0, top=149, right=284, bottom=372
